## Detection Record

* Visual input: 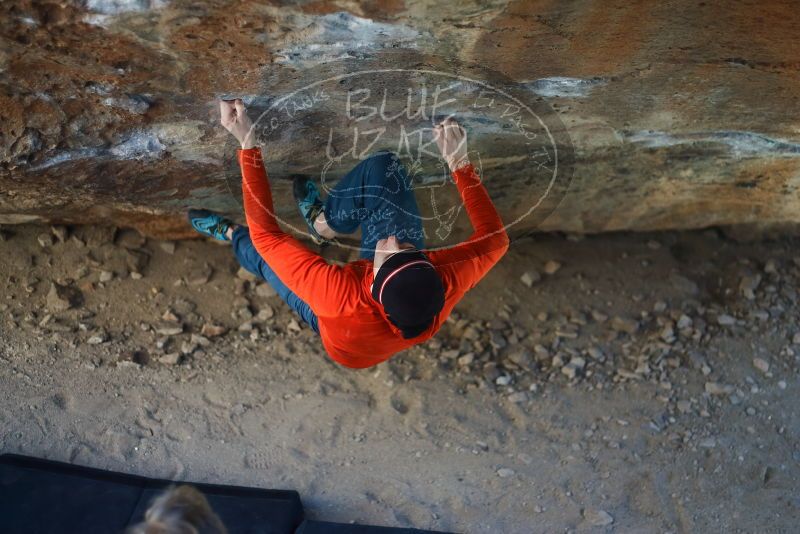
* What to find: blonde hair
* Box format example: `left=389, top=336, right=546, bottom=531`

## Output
left=126, top=485, right=227, bottom=534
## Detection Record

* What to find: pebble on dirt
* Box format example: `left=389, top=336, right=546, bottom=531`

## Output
left=584, top=509, right=614, bottom=526
left=752, top=358, right=770, bottom=374
left=237, top=267, right=258, bottom=282
left=187, top=264, right=213, bottom=285
left=87, top=332, right=108, bottom=345
left=156, top=325, right=184, bottom=336
left=457, top=353, right=475, bottom=367
left=201, top=323, right=228, bottom=337
left=561, top=356, right=586, bottom=379
left=496, top=468, right=515, bottom=478
left=256, top=306, right=275, bottom=321
left=543, top=260, right=562, bottom=275
left=705, top=382, right=734, bottom=396
left=256, top=283, right=277, bottom=298
left=520, top=270, right=541, bottom=288
left=159, top=352, right=181, bottom=365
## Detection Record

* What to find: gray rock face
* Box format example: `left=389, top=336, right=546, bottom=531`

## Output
left=2, top=1, right=799, bottom=238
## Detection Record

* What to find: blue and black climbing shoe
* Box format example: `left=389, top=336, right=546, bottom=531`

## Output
left=292, top=175, right=329, bottom=245
left=187, top=209, right=234, bottom=242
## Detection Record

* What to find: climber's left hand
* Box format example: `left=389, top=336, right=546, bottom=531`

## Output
left=220, top=99, right=256, bottom=149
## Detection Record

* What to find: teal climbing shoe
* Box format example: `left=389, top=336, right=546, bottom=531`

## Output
left=187, top=209, right=233, bottom=242
left=292, top=176, right=328, bottom=245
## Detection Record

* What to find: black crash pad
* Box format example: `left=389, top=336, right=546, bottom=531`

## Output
left=0, top=454, right=456, bottom=534
left=0, top=454, right=304, bottom=534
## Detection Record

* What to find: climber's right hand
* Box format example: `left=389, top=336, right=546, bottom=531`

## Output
left=433, top=117, right=469, bottom=171
left=220, top=99, right=256, bottom=149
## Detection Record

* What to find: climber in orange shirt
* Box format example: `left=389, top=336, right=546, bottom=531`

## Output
left=188, top=99, right=509, bottom=368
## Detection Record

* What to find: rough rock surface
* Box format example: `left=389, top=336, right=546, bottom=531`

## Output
left=2, top=0, right=800, bottom=238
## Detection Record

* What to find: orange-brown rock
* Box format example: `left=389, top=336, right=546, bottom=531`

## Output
left=1, top=1, right=799, bottom=238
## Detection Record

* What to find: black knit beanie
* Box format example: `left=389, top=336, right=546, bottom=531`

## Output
left=372, top=250, right=445, bottom=339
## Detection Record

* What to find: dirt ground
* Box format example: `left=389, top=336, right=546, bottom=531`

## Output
left=1, top=223, right=799, bottom=533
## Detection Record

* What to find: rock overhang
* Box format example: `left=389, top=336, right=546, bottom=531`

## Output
left=1, top=0, right=799, bottom=239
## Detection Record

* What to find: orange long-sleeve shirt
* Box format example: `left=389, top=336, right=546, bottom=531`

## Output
left=239, top=148, right=509, bottom=368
